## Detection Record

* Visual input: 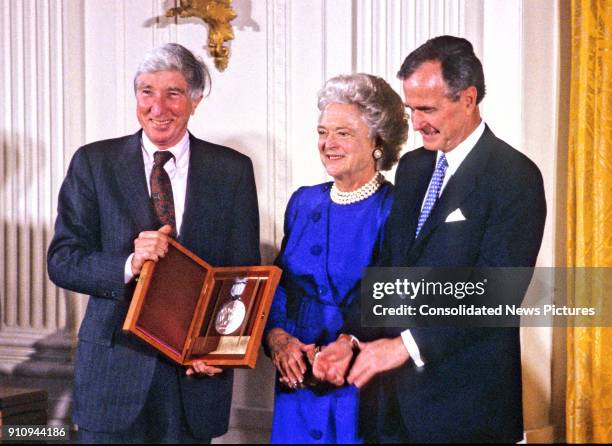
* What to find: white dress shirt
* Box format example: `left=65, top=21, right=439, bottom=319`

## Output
left=123, top=131, right=191, bottom=283
left=401, top=120, right=486, bottom=368
left=420, top=120, right=485, bottom=210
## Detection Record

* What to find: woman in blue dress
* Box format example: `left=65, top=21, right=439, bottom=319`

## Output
left=265, top=73, right=408, bottom=444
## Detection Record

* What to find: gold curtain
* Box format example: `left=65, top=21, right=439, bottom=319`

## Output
left=566, top=0, right=612, bottom=442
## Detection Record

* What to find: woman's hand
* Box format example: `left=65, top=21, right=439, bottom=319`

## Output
left=267, top=328, right=311, bottom=388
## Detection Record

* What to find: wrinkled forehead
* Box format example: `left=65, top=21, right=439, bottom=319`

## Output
left=403, top=61, right=446, bottom=90
left=135, top=70, right=189, bottom=90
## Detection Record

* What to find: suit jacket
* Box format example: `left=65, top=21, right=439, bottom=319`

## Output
left=354, top=126, right=546, bottom=443
left=47, top=130, right=260, bottom=438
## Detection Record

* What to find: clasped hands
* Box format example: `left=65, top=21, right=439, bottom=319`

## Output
left=130, top=224, right=222, bottom=378
left=267, top=328, right=411, bottom=389
left=267, top=328, right=317, bottom=389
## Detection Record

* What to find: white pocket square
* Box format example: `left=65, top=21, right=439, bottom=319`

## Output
left=445, top=208, right=466, bottom=223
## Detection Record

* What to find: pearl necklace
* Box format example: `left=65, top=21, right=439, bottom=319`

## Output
left=330, top=172, right=384, bottom=205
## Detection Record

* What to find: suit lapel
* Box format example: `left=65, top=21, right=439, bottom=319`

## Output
left=179, top=135, right=219, bottom=247
left=407, top=126, right=494, bottom=258
left=114, top=131, right=158, bottom=232
left=399, top=150, right=436, bottom=258
left=411, top=162, right=477, bottom=246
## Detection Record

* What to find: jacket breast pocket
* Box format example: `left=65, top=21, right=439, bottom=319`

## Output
left=438, top=220, right=471, bottom=246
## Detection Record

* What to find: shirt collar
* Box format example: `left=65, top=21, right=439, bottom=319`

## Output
left=437, top=120, right=485, bottom=175
left=141, top=131, right=190, bottom=165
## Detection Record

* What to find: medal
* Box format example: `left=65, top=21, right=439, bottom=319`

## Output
left=215, top=278, right=248, bottom=335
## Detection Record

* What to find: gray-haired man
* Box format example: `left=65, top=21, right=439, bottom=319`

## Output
left=48, top=43, right=260, bottom=443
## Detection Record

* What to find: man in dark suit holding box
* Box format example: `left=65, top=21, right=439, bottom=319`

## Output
left=47, top=43, right=260, bottom=443
left=315, top=35, right=546, bottom=443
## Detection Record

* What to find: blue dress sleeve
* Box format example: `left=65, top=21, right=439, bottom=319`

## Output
left=264, top=187, right=304, bottom=346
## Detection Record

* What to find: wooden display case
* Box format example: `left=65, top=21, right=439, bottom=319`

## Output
left=123, top=239, right=281, bottom=368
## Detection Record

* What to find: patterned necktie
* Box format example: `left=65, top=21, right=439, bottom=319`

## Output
left=415, top=153, right=448, bottom=237
left=150, top=150, right=176, bottom=235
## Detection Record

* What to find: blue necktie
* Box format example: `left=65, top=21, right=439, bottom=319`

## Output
left=415, top=154, right=448, bottom=237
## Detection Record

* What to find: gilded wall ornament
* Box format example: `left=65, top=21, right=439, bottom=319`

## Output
left=166, top=0, right=237, bottom=71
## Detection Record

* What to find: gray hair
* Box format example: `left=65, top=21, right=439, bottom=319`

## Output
left=133, top=43, right=211, bottom=101
left=318, top=73, right=408, bottom=170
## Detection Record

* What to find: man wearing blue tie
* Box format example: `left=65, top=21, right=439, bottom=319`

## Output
left=316, top=35, right=547, bottom=442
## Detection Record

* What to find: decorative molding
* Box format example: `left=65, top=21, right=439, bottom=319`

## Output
left=265, top=0, right=290, bottom=255
left=115, top=0, right=128, bottom=136
left=0, top=0, right=78, bottom=335
left=322, top=0, right=354, bottom=80
left=481, top=0, right=522, bottom=148
left=354, top=0, right=467, bottom=154
left=0, top=328, right=73, bottom=376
